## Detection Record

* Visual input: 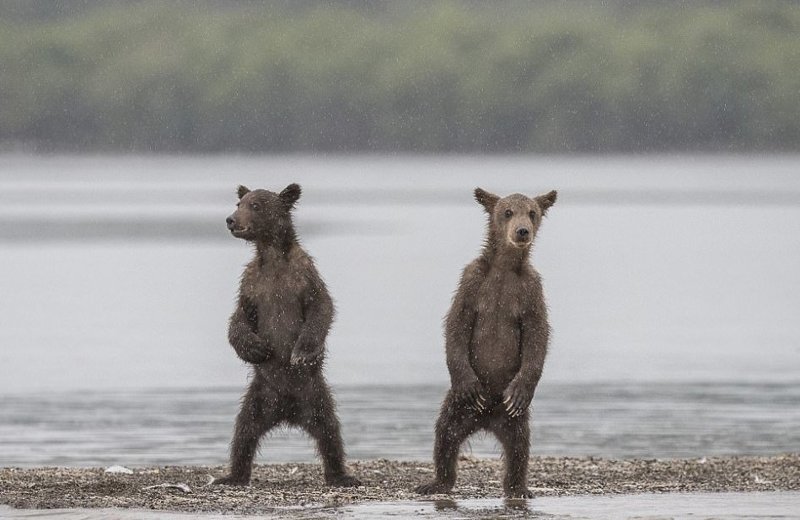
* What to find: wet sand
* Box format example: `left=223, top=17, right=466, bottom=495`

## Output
left=1, top=455, right=798, bottom=515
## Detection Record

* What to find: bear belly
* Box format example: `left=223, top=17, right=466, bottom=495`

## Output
left=469, top=314, right=522, bottom=396
left=256, top=301, right=303, bottom=364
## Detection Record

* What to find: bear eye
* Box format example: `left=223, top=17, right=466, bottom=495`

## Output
left=530, top=210, right=537, bottom=220
left=504, top=209, right=513, bottom=218
left=251, top=203, right=260, bottom=211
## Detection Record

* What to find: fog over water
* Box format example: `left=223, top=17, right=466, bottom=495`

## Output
left=1, top=155, right=799, bottom=393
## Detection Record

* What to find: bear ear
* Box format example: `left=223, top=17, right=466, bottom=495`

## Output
left=474, top=187, right=500, bottom=213
left=535, top=190, right=557, bottom=214
left=237, top=185, right=251, bottom=199
left=279, top=183, right=302, bottom=208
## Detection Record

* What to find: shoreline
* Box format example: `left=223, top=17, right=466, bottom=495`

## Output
left=2, top=455, right=798, bottom=515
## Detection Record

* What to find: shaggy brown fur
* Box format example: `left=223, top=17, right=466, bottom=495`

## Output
left=213, top=183, right=360, bottom=488
left=415, top=187, right=557, bottom=498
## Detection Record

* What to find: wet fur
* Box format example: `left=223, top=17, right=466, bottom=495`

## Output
left=214, top=184, right=359, bottom=488
left=415, top=187, right=556, bottom=498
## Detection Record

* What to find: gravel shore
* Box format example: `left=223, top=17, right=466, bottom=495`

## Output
left=1, top=455, right=798, bottom=515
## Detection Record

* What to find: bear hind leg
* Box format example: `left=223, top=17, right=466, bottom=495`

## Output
left=415, top=392, right=480, bottom=495
left=213, top=380, right=283, bottom=486
left=298, top=381, right=361, bottom=487
left=490, top=412, right=533, bottom=498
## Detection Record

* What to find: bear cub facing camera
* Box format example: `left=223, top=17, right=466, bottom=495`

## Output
left=415, top=187, right=557, bottom=498
left=213, top=183, right=360, bottom=488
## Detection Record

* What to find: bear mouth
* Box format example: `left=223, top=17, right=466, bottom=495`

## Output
left=230, top=226, right=251, bottom=237
left=507, top=236, right=531, bottom=248
left=512, top=241, right=530, bottom=248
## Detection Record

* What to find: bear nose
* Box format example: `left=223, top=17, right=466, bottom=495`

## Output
left=516, top=227, right=530, bottom=240
left=226, top=216, right=235, bottom=229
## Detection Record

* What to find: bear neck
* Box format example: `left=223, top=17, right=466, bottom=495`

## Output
left=482, top=232, right=531, bottom=272
left=254, top=226, right=297, bottom=266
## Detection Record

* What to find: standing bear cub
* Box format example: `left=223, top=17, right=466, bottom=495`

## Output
left=415, top=187, right=557, bottom=498
left=213, top=183, right=360, bottom=488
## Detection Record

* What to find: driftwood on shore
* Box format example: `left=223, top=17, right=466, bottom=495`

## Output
left=1, top=455, right=798, bottom=515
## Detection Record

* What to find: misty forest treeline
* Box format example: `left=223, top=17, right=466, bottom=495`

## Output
left=1, top=1, right=799, bottom=152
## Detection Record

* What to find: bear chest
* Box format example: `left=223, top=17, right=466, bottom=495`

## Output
left=243, top=269, right=307, bottom=308
left=474, top=274, right=527, bottom=324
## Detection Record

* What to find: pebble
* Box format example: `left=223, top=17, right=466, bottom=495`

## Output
left=1, top=455, right=797, bottom=515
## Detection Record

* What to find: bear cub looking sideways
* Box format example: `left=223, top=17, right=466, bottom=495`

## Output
left=415, top=187, right=557, bottom=498
left=213, top=183, right=360, bottom=488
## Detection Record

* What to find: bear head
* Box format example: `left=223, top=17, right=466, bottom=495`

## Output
left=226, top=183, right=301, bottom=243
left=474, top=187, right=557, bottom=251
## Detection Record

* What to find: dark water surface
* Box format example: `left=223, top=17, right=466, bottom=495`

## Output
left=1, top=382, right=798, bottom=467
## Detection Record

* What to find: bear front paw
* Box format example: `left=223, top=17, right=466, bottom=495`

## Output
left=290, top=349, right=322, bottom=367
left=502, top=381, right=533, bottom=417
left=240, top=349, right=268, bottom=364
left=453, top=380, right=487, bottom=412
left=231, top=335, right=270, bottom=364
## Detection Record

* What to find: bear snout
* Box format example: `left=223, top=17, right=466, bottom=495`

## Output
left=226, top=215, right=236, bottom=230
left=515, top=227, right=530, bottom=241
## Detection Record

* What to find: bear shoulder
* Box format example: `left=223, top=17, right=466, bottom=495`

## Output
left=461, top=258, right=488, bottom=289
left=520, top=265, right=542, bottom=287
left=462, top=257, right=489, bottom=284
left=289, top=245, right=314, bottom=269
left=518, top=267, right=546, bottom=317
left=237, top=259, right=260, bottom=297
left=286, top=246, right=331, bottom=302
left=451, top=258, right=489, bottom=311
left=287, top=247, right=322, bottom=282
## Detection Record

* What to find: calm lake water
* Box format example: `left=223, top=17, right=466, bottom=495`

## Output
left=1, top=382, right=798, bottom=467
left=0, top=154, right=799, bottom=468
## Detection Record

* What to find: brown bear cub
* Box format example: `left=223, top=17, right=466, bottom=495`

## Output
left=415, top=187, right=557, bottom=498
left=213, top=183, right=360, bottom=488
